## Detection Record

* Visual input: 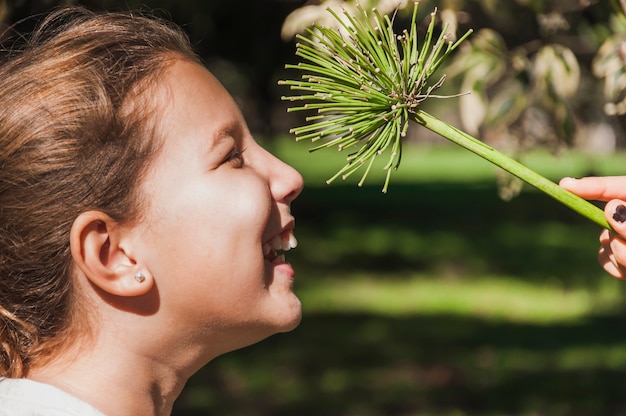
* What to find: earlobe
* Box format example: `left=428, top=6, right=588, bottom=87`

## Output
left=70, top=211, right=153, bottom=297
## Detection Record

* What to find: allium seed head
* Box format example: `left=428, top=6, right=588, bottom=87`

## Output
left=280, top=3, right=471, bottom=192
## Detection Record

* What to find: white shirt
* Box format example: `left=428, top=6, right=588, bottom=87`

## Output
left=0, top=377, right=105, bottom=415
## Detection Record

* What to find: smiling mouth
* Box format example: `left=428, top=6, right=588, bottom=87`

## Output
left=263, top=230, right=297, bottom=264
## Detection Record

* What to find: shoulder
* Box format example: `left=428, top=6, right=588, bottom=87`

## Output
left=0, top=377, right=106, bottom=416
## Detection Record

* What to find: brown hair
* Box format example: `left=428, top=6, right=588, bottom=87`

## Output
left=0, top=7, right=198, bottom=377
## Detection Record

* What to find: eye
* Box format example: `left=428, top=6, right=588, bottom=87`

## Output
left=222, top=147, right=246, bottom=168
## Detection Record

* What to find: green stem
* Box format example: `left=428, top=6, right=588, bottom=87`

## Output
left=414, top=110, right=612, bottom=231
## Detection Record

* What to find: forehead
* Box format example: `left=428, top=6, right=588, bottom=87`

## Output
left=149, top=59, right=244, bottom=148
left=160, top=60, right=239, bottom=120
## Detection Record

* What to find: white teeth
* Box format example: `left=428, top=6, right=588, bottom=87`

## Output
left=271, top=237, right=283, bottom=251
left=264, top=231, right=297, bottom=258
left=288, top=232, right=298, bottom=249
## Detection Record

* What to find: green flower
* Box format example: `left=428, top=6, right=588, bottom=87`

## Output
left=280, top=4, right=470, bottom=192
left=280, top=3, right=611, bottom=231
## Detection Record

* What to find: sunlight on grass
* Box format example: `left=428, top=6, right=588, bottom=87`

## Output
left=462, top=344, right=626, bottom=374
left=269, top=136, right=626, bottom=185
left=299, top=274, right=624, bottom=323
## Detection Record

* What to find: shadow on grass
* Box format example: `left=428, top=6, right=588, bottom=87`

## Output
left=291, top=182, right=610, bottom=287
left=173, top=181, right=626, bottom=415
left=174, top=312, right=626, bottom=416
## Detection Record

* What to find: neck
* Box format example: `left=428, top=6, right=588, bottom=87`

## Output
left=26, top=335, right=201, bottom=416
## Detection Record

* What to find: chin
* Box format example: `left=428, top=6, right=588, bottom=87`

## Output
left=240, top=312, right=302, bottom=352
left=280, top=309, right=303, bottom=333
left=273, top=296, right=303, bottom=333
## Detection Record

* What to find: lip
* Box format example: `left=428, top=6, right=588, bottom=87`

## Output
left=262, top=219, right=295, bottom=247
left=273, top=262, right=295, bottom=279
left=264, top=258, right=295, bottom=289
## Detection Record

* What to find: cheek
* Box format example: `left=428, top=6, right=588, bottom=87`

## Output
left=149, top=175, right=271, bottom=267
left=212, top=175, right=272, bottom=235
left=137, top=164, right=273, bottom=270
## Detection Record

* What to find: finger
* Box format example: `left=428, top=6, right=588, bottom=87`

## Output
left=559, top=176, right=626, bottom=202
left=599, top=228, right=611, bottom=245
left=598, top=229, right=626, bottom=279
left=604, top=200, right=626, bottom=239
left=598, top=244, right=626, bottom=279
left=609, top=233, right=626, bottom=271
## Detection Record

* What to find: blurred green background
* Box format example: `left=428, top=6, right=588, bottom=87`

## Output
left=4, top=0, right=626, bottom=414
left=177, top=141, right=626, bottom=416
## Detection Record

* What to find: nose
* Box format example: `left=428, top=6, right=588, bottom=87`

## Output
left=265, top=151, right=304, bottom=204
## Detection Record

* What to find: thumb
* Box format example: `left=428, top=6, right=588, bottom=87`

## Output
left=605, top=199, right=626, bottom=239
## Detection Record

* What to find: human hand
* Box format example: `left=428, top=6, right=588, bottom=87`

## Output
left=560, top=176, right=626, bottom=279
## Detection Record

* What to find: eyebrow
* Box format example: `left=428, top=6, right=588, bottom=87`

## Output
left=210, top=118, right=243, bottom=147
left=205, top=118, right=243, bottom=158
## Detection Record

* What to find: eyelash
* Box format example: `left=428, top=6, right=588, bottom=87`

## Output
left=224, top=147, right=246, bottom=167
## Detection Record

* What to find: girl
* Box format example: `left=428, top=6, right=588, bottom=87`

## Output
left=0, top=7, right=303, bottom=415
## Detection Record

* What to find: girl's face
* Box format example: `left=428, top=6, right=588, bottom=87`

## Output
left=131, top=59, right=304, bottom=355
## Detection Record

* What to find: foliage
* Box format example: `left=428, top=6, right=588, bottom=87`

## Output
left=280, top=3, right=610, bottom=229
left=281, top=0, right=412, bottom=41
left=5, top=1, right=626, bottom=165
left=594, top=4, right=626, bottom=116
left=282, top=0, right=626, bottom=198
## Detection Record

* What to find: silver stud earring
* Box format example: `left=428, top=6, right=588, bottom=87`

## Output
left=134, top=271, right=146, bottom=283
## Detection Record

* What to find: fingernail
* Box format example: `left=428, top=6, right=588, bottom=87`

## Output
left=613, top=205, right=626, bottom=223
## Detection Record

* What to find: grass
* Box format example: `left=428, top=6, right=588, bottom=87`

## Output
left=299, top=275, right=622, bottom=323
left=269, top=137, right=622, bottom=184
left=173, top=139, right=626, bottom=416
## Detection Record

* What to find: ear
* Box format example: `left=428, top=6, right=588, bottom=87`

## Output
left=70, top=211, right=153, bottom=297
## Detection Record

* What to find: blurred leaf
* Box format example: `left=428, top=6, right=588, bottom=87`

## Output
left=593, top=30, right=626, bottom=115
left=450, top=29, right=507, bottom=87
left=537, top=12, right=569, bottom=36
left=440, top=8, right=459, bottom=41
left=485, top=79, right=527, bottom=127
left=281, top=0, right=346, bottom=41
left=610, top=11, right=626, bottom=33
left=281, top=0, right=412, bottom=40
left=553, top=100, right=576, bottom=142
left=459, top=78, right=488, bottom=135
left=533, top=44, right=580, bottom=99
left=469, top=27, right=507, bottom=59
left=452, top=29, right=508, bottom=134
left=496, top=170, right=524, bottom=201
left=611, top=0, right=626, bottom=17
